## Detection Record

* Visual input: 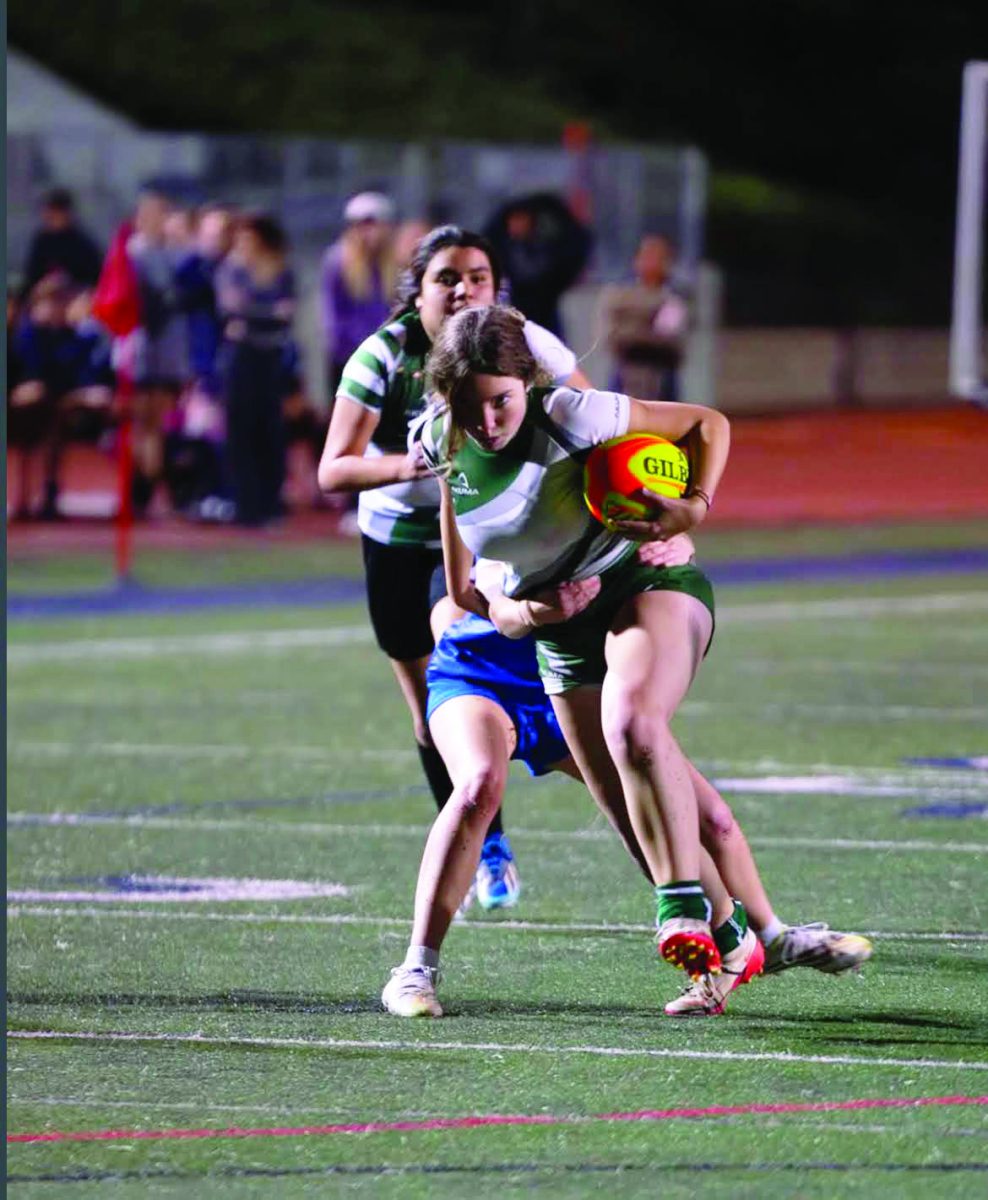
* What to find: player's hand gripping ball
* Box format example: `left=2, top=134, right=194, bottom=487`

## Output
left=583, top=434, right=690, bottom=532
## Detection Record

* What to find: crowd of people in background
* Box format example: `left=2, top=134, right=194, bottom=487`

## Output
left=8, top=184, right=692, bottom=524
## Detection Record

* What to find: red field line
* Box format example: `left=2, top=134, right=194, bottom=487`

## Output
left=9, top=1094, right=987, bottom=1145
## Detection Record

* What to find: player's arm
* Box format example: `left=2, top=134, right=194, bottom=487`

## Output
left=486, top=577, right=602, bottom=640
left=610, top=398, right=729, bottom=541
left=439, top=480, right=487, bottom=616
left=317, top=396, right=429, bottom=492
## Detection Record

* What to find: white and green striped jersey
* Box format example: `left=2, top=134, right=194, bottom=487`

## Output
left=418, top=386, right=634, bottom=598
left=338, top=313, right=578, bottom=548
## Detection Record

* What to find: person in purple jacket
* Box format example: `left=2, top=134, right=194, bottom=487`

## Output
left=320, top=192, right=397, bottom=406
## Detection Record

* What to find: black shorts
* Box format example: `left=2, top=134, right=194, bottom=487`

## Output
left=361, top=535, right=448, bottom=661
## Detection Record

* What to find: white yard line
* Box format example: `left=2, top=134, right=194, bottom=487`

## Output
left=5, top=1096, right=341, bottom=1117
left=9, top=748, right=982, bottom=786
left=8, top=592, right=988, bottom=666
left=7, top=742, right=417, bottom=764
left=7, top=905, right=988, bottom=944
left=730, top=658, right=988, bottom=678
left=678, top=701, right=986, bottom=722
left=8, top=1029, right=986, bottom=1072
left=7, top=813, right=986, bottom=855
left=717, top=592, right=988, bottom=623
left=5, top=625, right=374, bottom=665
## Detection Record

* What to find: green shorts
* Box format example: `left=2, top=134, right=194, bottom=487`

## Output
left=533, top=556, right=715, bottom=695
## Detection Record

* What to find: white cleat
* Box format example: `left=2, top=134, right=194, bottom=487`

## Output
left=763, top=923, right=873, bottom=975
left=381, top=966, right=443, bottom=1017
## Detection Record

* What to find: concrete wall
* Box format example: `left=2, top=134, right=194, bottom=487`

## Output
left=560, top=283, right=955, bottom=413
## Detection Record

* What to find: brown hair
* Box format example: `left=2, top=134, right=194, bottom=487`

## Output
left=427, top=305, right=546, bottom=463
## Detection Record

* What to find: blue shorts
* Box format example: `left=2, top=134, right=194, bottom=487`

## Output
left=427, top=614, right=570, bottom=777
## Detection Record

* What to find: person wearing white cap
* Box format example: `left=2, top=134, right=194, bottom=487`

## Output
left=320, top=192, right=398, bottom=404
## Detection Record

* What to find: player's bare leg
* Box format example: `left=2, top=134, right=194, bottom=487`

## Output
left=601, top=589, right=721, bottom=975
left=383, top=694, right=514, bottom=1018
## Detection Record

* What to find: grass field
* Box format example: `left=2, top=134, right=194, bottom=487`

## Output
left=6, top=525, right=988, bottom=1197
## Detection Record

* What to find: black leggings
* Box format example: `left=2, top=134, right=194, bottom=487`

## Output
left=224, top=343, right=286, bottom=526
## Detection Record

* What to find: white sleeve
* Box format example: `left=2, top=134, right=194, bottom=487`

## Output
left=523, top=320, right=577, bottom=384
left=408, top=400, right=449, bottom=472
left=474, top=558, right=509, bottom=600
left=542, top=386, right=630, bottom=449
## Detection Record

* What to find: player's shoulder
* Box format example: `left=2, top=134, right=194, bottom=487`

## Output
left=409, top=397, right=450, bottom=464
left=361, top=316, right=412, bottom=364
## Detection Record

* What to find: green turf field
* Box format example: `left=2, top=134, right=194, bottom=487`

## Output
left=6, top=528, right=988, bottom=1197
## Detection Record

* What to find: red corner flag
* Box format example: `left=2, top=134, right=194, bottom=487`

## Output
left=93, top=222, right=141, bottom=580
left=92, top=221, right=141, bottom=336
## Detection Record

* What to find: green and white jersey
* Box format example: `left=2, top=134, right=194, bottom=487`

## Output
left=418, top=386, right=634, bottom=598
left=339, top=314, right=577, bottom=548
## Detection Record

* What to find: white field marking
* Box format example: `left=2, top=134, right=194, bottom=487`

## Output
left=8, top=1029, right=987, bottom=1073
left=716, top=591, right=988, bottom=624
left=5, top=877, right=350, bottom=904
left=7, top=750, right=985, bottom=795
left=5, top=624, right=374, bottom=665
left=8, top=591, right=988, bottom=668
left=678, top=701, right=987, bottom=723
left=731, top=658, right=988, bottom=678
left=6, top=1096, right=351, bottom=1117
left=7, top=813, right=987, bottom=854
left=703, top=774, right=988, bottom=798
left=7, top=741, right=417, bottom=764
left=7, top=906, right=988, bottom=944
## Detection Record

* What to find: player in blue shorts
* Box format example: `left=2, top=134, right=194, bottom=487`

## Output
left=383, top=539, right=873, bottom=1018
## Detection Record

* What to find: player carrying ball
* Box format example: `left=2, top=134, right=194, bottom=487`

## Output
left=416, top=303, right=732, bottom=979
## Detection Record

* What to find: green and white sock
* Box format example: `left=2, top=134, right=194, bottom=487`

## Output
left=656, top=880, right=712, bottom=926
left=713, top=899, right=749, bottom=958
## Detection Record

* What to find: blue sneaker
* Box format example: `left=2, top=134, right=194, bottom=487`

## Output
left=476, top=833, right=521, bottom=910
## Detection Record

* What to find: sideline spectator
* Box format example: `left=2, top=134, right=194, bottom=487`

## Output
left=599, top=233, right=691, bottom=403
left=165, top=205, right=197, bottom=254
left=8, top=278, right=113, bottom=519
left=127, top=188, right=190, bottom=515
left=483, top=192, right=592, bottom=337
left=217, top=212, right=296, bottom=527
left=21, top=188, right=102, bottom=298
left=168, top=204, right=238, bottom=520
left=175, top=204, right=236, bottom=398
left=320, top=191, right=397, bottom=405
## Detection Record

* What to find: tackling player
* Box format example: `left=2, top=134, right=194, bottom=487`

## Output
left=318, top=227, right=590, bottom=911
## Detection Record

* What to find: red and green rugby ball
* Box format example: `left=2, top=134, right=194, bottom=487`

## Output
left=583, top=433, right=690, bottom=531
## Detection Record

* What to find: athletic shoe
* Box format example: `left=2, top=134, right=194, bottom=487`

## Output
left=656, top=917, right=723, bottom=978
left=452, top=878, right=478, bottom=922
left=381, top=965, right=443, bottom=1017
left=476, top=834, right=521, bottom=910
left=664, top=928, right=764, bottom=1016
left=763, top=923, right=874, bottom=975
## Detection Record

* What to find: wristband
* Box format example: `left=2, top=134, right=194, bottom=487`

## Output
left=690, top=487, right=712, bottom=510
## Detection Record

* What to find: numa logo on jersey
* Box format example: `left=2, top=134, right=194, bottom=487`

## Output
left=450, top=471, right=479, bottom=497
